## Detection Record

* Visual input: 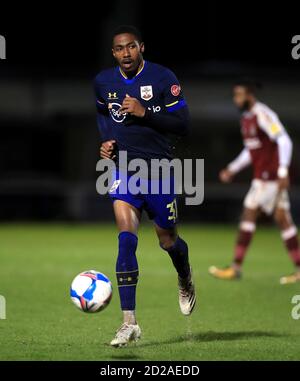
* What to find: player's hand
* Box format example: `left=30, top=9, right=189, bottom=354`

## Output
left=219, top=168, right=234, bottom=183
left=100, top=140, right=116, bottom=160
left=278, top=175, right=290, bottom=191
left=119, top=94, right=146, bottom=117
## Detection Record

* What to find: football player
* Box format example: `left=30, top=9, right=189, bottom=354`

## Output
left=94, top=25, right=196, bottom=347
left=209, top=80, right=300, bottom=284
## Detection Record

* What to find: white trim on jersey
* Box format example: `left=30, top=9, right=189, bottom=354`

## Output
left=277, top=133, right=293, bottom=168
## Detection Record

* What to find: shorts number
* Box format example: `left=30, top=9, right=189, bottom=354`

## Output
left=167, top=198, right=178, bottom=221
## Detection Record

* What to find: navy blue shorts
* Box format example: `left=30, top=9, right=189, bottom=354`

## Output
left=108, top=169, right=178, bottom=229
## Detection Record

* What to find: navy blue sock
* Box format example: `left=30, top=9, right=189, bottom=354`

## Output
left=162, top=237, right=190, bottom=279
left=116, top=231, right=139, bottom=311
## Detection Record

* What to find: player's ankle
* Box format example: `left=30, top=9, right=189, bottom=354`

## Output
left=232, top=262, right=242, bottom=271
left=178, top=268, right=192, bottom=284
left=123, top=310, right=137, bottom=325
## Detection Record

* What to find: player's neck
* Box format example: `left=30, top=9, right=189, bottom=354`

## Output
left=247, top=98, right=257, bottom=111
left=121, top=59, right=144, bottom=79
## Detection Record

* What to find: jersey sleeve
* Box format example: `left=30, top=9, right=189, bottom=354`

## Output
left=254, top=105, right=285, bottom=141
left=254, top=104, right=293, bottom=174
left=160, top=68, right=188, bottom=113
left=277, top=133, right=293, bottom=170
left=94, top=76, right=113, bottom=142
left=142, top=67, right=190, bottom=136
left=228, top=148, right=252, bottom=174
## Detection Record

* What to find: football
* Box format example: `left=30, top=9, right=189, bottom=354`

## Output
left=70, top=270, right=113, bottom=313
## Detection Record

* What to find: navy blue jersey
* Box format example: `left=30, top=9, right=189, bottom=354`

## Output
left=94, top=60, right=190, bottom=162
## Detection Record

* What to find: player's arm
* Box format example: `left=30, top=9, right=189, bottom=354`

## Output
left=94, top=78, right=116, bottom=159
left=142, top=104, right=190, bottom=136
left=255, top=106, right=293, bottom=189
left=220, top=148, right=252, bottom=183
left=119, top=69, right=190, bottom=136
left=96, top=113, right=116, bottom=159
left=144, top=69, right=190, bottom=136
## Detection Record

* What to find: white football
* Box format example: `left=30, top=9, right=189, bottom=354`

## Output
left=70, top=270, right=112, bottom=313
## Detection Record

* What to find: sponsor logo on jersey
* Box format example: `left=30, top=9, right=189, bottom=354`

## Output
left=269, top=123, right=281, bottom=136
left=171, top=84, right=181, bottom=97
left=140, top=85, right=153, bottom=101
left=108, top=102, right=126, bottom=123
left=244, top=138, right=262, bottom=150
left=147, top=105, right=161, bottom=113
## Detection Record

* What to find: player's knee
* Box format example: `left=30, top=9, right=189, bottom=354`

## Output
left=274, top=209, right=286, bottom=226
left=274, top=208, right=289, bottom=228
left=241, top=208, right=258, bottom=222
left=117, top=218, right=139, bottom=235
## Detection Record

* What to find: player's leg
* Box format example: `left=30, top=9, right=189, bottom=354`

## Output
left=155, top=223, right=196, bottom=315
left=156, top=224, right=190, bottom=278
left=209, top=207, right=259, bottom=280
left=273, top=206, right=300, bottom=284
left=145, top=171, right=195, bottom=314
left=110, top=199, right=142, bottom=347
left=232, top=207, right=259, bottom=270
left=209, top=179, right=263, bottom=280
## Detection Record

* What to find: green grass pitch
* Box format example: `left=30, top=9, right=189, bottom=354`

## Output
left=0, top=223, right=300, bottom=361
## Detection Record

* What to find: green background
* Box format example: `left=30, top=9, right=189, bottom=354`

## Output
left=0, top=224, right=299, bottom=360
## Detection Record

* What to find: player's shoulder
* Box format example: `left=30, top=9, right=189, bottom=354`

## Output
left=252, top=101, right=278, bottom=119
left=146, top=61, right=178, bottom=80
left=94, top=67, right=117, bottom=86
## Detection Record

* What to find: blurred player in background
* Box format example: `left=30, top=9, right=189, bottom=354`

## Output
left=209, top=80, right=300, bottom=284
left=94, top=26, right=196, bottom=347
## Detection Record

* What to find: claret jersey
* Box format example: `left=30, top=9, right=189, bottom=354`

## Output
left=241, top=102, right=288, bottom=180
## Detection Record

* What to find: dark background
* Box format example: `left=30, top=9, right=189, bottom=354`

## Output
left=0, top=1, right=299, bottom=223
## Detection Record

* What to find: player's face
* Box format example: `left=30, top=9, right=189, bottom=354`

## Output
left=112, top=33, right=144, bottom=73
left=233, top=86, right=251, bottom=111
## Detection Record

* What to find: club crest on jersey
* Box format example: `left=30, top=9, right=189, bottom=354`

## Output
left=140, top=85, right=153, bottom=101
left=171, top=84, right=181, bottom=97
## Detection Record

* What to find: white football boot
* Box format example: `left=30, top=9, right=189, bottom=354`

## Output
left=178, top=268, right=196, bottom=316
left=110, top=323, right=141, bottom=347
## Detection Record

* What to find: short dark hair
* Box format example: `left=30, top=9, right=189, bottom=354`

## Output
left=234, top=78, right=262, bottom=95
left=112, top=25, right=143, bottom=44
